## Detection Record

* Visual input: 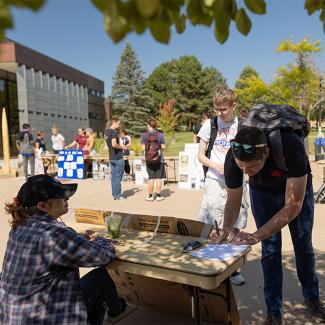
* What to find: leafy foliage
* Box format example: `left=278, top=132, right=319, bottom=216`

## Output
left=2, top=1, right=325, bottom=45
left=111, top=42, right=153, bottom=137
left=157, top=98, right=179, bottom=135
left=146, top=55, right=226, bottom=126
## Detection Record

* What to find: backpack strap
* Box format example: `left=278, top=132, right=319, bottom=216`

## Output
left=268, top=129, right=287, bottom=171
left=206, top=117, right=218, bottom=159
left=203, top=117, right=218, bottom=178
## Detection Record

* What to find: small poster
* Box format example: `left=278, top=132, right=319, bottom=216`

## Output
left=57, top=150, right=85, bottom=179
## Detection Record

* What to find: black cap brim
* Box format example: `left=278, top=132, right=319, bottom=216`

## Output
left=55, top=183, right=78, bottom=200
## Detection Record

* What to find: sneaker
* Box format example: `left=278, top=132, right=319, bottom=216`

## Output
left=304, top=300, right=325, bottom=322
left=230, top=271, right=245, bottom=285
left=145, top=196, right=154, bottom=201
left=114, top=196, right=126, bottom=200
left=263, top=315, right=283, bottom=325
left=155, top=196, right=164, bottom=201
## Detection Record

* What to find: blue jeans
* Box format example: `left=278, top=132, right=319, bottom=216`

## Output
left=80, top=268, right=122, bottom=325
left=110, top=159, right=125, bottom=199
left=250, top=185, right=319, bottom=316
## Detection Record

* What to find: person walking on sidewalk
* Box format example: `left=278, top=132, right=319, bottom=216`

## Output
left=104, top=116, right=127, bottom=200
left=197, top=87, right=248, bottom=286
left=141, top=118, right=166, bottom=201
left=16, top=123, right=35, bottom=180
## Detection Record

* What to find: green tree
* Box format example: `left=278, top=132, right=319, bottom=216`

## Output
left=235, top=66, right=259, bottom=89
left=234, top=74, right=271, bottom=110
left=2, top=1, right=325, bottom=45
left=146, top=55, right=226, bottom=127
left=111, top=42, right=153, bottom=136
left=273, top=37, right=323, bottom=119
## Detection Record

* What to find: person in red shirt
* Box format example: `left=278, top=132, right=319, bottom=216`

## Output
left=65, top=128, right=87, bottom=150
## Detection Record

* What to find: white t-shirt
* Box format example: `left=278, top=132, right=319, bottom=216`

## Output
left=198, top=117, right=238, bottom=183
left=51, top=133, right=65, bottom=151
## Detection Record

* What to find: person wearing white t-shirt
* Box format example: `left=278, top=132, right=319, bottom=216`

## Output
left=197, top=87, right=248, bottom=286
left=51, top=126, right=65, bottom=154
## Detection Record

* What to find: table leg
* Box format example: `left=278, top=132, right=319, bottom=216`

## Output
left=225, top=277, right=232, bottom=325
left=192, top=286, right=201, bottom=325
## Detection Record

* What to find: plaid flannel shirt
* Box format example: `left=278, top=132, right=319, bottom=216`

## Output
left=0, top=214, right=116, bottom=324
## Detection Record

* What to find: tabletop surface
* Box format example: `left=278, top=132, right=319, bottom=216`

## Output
left=72, top=223, right=251, bottom=277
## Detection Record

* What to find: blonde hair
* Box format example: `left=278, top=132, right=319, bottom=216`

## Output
left=213, top=87, right=236, bottom=107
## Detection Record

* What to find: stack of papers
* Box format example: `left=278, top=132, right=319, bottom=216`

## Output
left=191, top=243, right=249, bottom=262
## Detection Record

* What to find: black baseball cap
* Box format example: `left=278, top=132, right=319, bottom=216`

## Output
left=17, top=175, right=78, bottom=208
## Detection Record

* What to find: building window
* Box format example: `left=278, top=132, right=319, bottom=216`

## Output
left=57, top=114, right=62, bottom=118
left=44, top=113, right=48, bottom=116
left=51, top=113, right=55, bottom=117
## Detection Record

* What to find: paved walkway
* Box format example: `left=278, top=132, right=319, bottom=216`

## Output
left=0, top=161, right=324, bottom=324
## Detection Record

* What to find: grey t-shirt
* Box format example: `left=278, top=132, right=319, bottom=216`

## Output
left=104, top=128, right=123, bottom=160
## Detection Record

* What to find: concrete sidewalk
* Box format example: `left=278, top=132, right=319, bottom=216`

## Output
left=0, top=162, right=324, bottom=324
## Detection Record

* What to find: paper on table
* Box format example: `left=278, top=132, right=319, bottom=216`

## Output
left=191, top=243, right=249, bottom=262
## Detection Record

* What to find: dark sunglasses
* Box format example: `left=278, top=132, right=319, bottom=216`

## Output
left=230, top=141, right=266, bottom=154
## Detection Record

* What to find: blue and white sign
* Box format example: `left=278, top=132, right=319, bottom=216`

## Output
left=57, top=150, right=85, bottom=179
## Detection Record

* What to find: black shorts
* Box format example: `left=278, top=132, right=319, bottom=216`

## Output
left=146, top=162, right=166, bottom=180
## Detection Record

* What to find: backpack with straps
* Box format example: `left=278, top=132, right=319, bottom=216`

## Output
left=145, top=131, right=161, bottom=164
left=241, top=104, right=310, bottom=171
left=203, top=117, right=218, bottom=177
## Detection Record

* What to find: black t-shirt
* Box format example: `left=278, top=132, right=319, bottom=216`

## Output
left=225, top=132, right=311, bottom=193
left=104, top=128, right=123, bottom=160
left=35, top=137, right=46, bottom=151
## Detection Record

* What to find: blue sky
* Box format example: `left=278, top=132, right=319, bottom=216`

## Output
left=7, top=0, right=325, bottom=95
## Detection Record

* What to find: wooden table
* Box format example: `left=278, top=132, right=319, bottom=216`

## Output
left=101, top=228, right=251, bottom=324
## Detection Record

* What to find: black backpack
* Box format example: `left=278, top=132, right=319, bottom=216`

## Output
left=203, top=117, right=218, bottom=177
left=241, top=104, right=310, bottom=171
left=145, top=131, right=161, bottom=164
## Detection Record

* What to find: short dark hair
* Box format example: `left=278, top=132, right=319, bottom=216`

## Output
left=232, top=127, right=267, bottom=161
left=147, top=117, right=157, bottom=129
left=110, top=116, right=120, bottom=126
left=22, top=123, right=30, bottom=129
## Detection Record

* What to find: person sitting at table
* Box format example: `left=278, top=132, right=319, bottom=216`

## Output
left=65, top=128, right=87, bottom=150
left=0, top=175, right=127, bottom=325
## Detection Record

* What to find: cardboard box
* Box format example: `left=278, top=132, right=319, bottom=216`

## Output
left=74, top=210, right=240, bottom=324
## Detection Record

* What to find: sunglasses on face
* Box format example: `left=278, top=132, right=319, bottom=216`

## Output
left=230, top=141, right=266, bottom=154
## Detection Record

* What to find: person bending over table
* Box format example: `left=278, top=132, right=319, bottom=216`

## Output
left=212, top=127, right=325, bottom=325
left=0, top=175, right=126, bottom=325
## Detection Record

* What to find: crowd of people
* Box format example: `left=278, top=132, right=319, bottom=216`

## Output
left=15, top=124, right=97, bottom=180
left=2, top=85, right=325, bottom=325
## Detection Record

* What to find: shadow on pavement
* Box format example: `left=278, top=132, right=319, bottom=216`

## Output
left=123, top=188, right=142, bottom=198
left=161, top=189, right=174, bottom=198
left=234, top=249, right=325, bottom=325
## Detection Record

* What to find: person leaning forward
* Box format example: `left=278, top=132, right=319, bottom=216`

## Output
left=0, top=175, right=126, bottom=325
left=212, top=126, right=325, bottom=325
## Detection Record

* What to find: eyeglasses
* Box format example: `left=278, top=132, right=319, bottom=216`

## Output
left=230, top=141, right=266, bottom=154
left=213, top=106, right=231, bottom=113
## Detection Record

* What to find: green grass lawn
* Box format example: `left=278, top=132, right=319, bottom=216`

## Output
left=95, top=129, right=317, bottom=157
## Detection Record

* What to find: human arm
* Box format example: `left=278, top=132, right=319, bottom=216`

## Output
left=231, top=175, right=308, bottom=245
left=211, top=186, right=243, bottom=243
left=198, top=138, right=224, bottom=174
left=50, top=226, right=116, bottom=267
left=112, top=137, right=125, bottom=150
left=65, top=140, right=77, bottom=149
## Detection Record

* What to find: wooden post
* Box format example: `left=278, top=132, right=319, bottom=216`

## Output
left=0, top=107, right=15, bottom=177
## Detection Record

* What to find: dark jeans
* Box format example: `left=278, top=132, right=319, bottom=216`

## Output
left=250, top=185, right=319, bottom=316
left=22, top=154, right=35, bottom=180
left=80, top=268, right=122, bottom=325
left=110, top=159, right=125, bottom=199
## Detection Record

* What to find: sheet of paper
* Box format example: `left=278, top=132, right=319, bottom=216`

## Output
left=191, top=243, right=249, bottom=262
